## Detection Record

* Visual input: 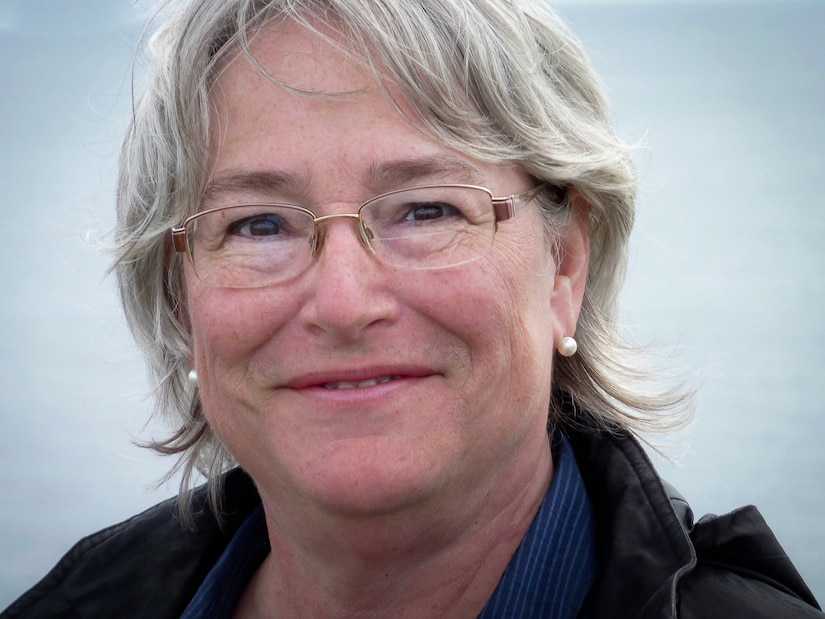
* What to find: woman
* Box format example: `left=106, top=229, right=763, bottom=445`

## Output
left=4, top=0, right=822, bottom=617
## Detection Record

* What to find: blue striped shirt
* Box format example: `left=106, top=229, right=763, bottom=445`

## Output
left=478, top=432, right=598, bottom=617
left=182, top=432, right=598, bottom=618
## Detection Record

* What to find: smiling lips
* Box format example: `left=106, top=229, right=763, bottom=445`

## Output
left=323, top=376, right=404, bottom=390
left=284, top=367, right=435, bottom=392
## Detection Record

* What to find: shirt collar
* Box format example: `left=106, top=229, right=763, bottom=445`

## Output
left=478, top=431, right=599, bottom=618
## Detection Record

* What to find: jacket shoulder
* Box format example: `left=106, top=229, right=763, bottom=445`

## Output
left=678, top=505, right=824, bottom=618
left=1, top=469, right=259, bottom=619
left=564, top=422, right=823, bottom=618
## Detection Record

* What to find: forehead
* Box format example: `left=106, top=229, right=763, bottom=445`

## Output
left=217, top=20, right=376, bottom=95
left=207, top=22, right=527, bottom=202
left=210, top=22, right=414, bottom=169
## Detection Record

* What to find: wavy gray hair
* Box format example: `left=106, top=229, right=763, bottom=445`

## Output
left=114, top=0, right=691, bottom=518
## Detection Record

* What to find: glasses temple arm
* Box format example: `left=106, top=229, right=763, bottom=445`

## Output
left=492, top=183, right=551, bottom=222
left=171, top=227, right=188, bottom=253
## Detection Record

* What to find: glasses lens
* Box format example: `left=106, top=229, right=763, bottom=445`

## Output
left=360, top=185, right=496, bottom=269
left=187, top=205, right=315, bottom=288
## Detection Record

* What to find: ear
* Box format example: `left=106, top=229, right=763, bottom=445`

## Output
left=550, top=190, right=590, bottom=345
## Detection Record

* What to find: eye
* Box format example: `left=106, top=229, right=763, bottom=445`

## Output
left=402, top=202, right=462, bottom=222
left=228, top=213, right=286, bottom=238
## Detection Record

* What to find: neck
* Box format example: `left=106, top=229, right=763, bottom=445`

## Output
left=238, top=441, right=553, bottom=618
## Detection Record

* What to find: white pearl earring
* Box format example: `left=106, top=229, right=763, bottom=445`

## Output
left=558, top=336, right=578, bottom=357
left=187, top=369, right=199, bottom=386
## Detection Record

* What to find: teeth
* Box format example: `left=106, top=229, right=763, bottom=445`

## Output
left=323, top=376, right=400, bottom=390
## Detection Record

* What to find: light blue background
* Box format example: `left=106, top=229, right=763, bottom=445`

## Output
left=1, top=0, right=823, bottom=607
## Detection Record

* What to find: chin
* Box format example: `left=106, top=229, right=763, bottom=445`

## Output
left=293, top=437, right=445, bottom=518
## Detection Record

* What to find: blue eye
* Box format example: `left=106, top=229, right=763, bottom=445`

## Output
left=228, top=214, right=285, bottom=237
left=402, top=202, right=461, bottom=222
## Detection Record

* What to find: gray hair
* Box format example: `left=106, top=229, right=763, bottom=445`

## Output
left=114, top=0, right=692, bottom=518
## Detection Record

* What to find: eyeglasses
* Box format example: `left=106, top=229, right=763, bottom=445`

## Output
left=171, top=183, right=549, bottom=289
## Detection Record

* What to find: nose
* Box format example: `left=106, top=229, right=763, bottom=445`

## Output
left=309, top=213, right=373, bottom=257
left=299, top=216, right=400, bottom=343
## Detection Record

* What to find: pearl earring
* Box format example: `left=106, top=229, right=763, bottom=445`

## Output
left=187, top=369, right=198, bottom=386
left=558, top=336, right=578, bottom=357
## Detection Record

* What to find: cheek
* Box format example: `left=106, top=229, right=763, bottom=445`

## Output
left=421, top=247, right=556, bottom=389
left=186, top=285, right=305, bottom=449
left=492, top=219, right=556, bottom=318
left=187, top=284, right=296, bottom=378
left=480, top=235, right=557, bottom=387
left=495, top=272, right=556, bottom=385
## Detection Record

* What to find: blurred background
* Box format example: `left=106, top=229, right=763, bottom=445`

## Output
left=1, top=0, right=823, bottom=607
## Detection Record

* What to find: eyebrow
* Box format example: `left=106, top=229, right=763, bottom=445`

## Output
left=366, top=155, right=486, bottom=187
left=201, top=170, right=303, bottom=204
left=201, top=154, right=487, bottom=204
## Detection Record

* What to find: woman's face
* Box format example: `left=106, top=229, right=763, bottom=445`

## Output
left=185, top=23, right=588, bottom=518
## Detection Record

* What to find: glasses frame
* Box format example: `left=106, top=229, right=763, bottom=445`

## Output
left=170, top=183, right=549, bottom=286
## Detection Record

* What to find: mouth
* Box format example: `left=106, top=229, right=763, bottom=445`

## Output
left=322, top=375, right=404, bottom=390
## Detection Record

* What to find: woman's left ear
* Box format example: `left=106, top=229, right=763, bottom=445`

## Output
left=550, top=190, right=591, bottom=341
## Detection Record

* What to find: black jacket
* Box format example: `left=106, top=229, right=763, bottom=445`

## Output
left=3, top=426, right=822, bottom=618
left=568, top=428, right=822, bottom=618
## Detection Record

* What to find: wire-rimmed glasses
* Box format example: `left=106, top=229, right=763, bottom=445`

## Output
left=171, top=183, right=549, bottom=289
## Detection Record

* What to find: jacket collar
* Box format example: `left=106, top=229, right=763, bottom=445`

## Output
left=565, top=425, right=697, bottom=618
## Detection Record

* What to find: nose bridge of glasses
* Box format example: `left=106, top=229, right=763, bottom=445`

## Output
left=310, top=212, right=374, bottom=257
